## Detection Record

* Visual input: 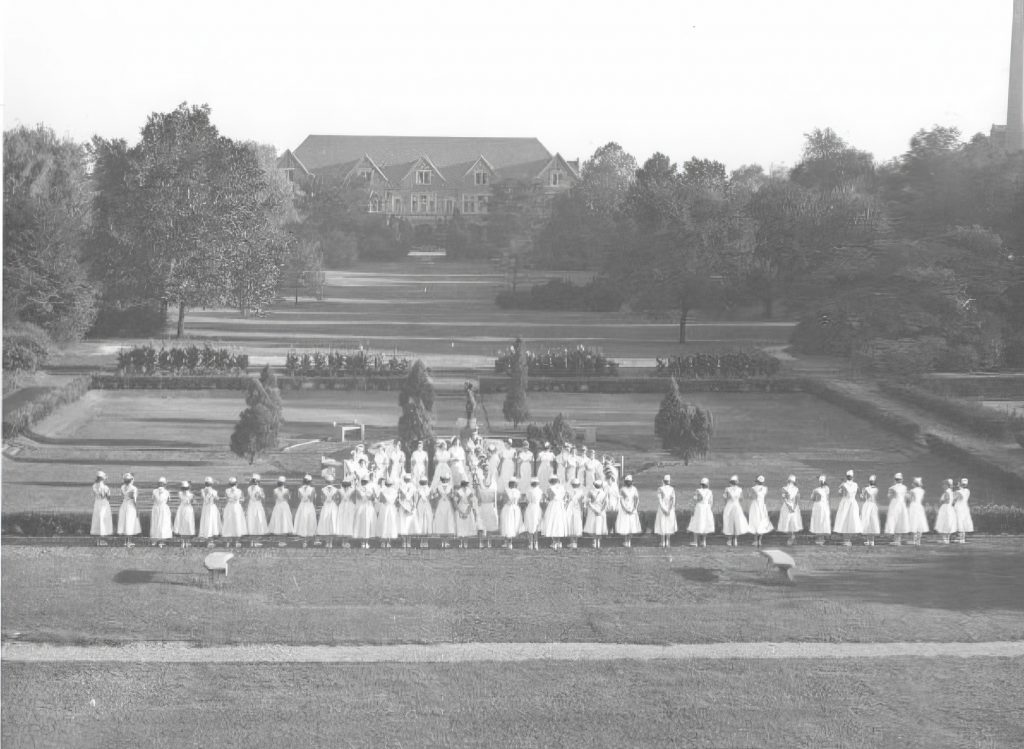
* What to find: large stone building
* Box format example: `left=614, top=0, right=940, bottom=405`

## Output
left=277, top=135, right=579, bottom=223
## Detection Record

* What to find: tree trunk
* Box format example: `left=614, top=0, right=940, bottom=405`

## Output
left=176, top=301, right=187, bottom=338
left=678, top=307, right=689, bottom=344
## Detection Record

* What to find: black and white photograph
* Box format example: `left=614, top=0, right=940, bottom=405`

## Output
left=2, top=0, right=1023, bottom=746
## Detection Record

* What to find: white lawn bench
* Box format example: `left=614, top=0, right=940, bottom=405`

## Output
left=333, top=421, right=365, bottom=443
left=204, top=552, right=235, bottom=585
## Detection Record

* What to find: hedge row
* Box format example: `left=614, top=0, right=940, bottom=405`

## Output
left=117, top=344, right=249, bottom=375
left=800, top=379, right=922, bottom=441
left=1, top=376, right=94, bottom=439
left=923, top=434, right=1024, bottom=488
left=284, top=349, right=411, bottom=377
left=494, top=344, right=620, bottom=377
left=479, top=376, right=806, bottom=395
left=921, top=375, right=1024, bottom=399
left=6, top=504, right=1024, bottom=537
left=90, top=374, right=408, bottom=392
left=654, top=351, right=781, bottom=379
left=880, top=382, right=1023, bottom=441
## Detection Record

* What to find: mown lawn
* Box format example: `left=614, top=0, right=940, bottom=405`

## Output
left=4, top=541, right=1022, bottom=646
left=3, top=658, right=1021, bottom=748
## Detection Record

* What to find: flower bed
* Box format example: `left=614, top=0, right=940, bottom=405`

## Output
left=117, top=344, right=249, bottom=375
left=494, top=344, right=620, bottom=376
left=654, top=351, right=781, bottom=379
left=284, top=349, right=410, bottom=377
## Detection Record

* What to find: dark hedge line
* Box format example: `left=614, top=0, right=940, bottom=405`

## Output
left=881, top=382, right=1023, bottom=441
left=479, top=376, right=806, bottom=395
left=6, top=505, right=1024, bottom=537
left=90, top=374, right=408, bottom=392
left=921, top=375, right=1024, bottom=399
left=2, top=375, right=93, bottom=439
left=800, top=379, right=922, bottom=441
left=923, top=433, right=1024, bottom=487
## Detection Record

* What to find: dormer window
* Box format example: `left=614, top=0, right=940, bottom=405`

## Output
left=358, top=168, right=372, bottom=182
left=474, top=171, right=489, bottom=186
left=416, top=169, right=431, bottom=185
left=550, top=170, right=563, bottom=187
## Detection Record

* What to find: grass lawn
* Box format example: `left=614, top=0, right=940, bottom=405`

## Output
left=3, top=658, right=1021, bottom=748
left=3, top=387, right=1014, bottom=513
left=4, top=541, right=1022, bottom=646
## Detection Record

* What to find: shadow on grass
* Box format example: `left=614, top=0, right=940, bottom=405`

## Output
left=798, top=549, right=1024, bottom=612
left=114, top=569, right=198, bottom=587
left=675, top=567, right=721, bottom=583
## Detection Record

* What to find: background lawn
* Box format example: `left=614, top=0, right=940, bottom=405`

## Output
left=4, top=541, right=1022, bottom=647
left=3, top=658, right=1021, bottom=748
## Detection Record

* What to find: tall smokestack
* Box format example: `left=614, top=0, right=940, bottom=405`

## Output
left=1009, top=0, right=1024, bottom=151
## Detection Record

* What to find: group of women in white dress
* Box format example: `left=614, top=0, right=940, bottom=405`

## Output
left=89, top=437, right=976, bottom=550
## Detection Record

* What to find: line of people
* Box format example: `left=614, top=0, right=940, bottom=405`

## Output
left=89, top=467, right=974, bottom=549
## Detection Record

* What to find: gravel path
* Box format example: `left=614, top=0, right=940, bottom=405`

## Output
left=4, top=640, right=1023, bottom=664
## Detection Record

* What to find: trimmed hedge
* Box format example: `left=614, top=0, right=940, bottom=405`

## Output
left=2, top=375, right=93, bottom=439
left=881, top=382, right=1024, bottom=441
left=923, top=433, right=1024, bottom=487
left=117, top=344, right=249, bottom=375
left=800, top=379, right=922, bottom=441
left=654, top=351, right=781, bottom=379
left=6, top=505, right=1024, bottom=537
left=92, top=374, right=253, bottom=391
left=921, top=375, right=1024, bottom=399
left=278, top=375, right=407, bottom=392
left=479, top=376, right=806, bottom=395
left=284, top=349, right=411, bottom=377
left=494, top=344, right=620, bottom=377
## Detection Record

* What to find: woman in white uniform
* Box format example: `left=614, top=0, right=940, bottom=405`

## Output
left=351, top=477, right=376, bottom=549
left=414, top=477, right=433, bottom=547
left=687, top=478, right=714, bottom=547
left=584, top=479, right=609, bottom=548
left=449, top=441, right=468, bottom=487
left=410, top=441, right=429, bottom=485
left=397, top=474, right=420, bottom=549
left=655, top=475, right=679, bottom=548
left=934, top=478, right=958, bottom=544
left=721, top=476, right=750, bottom=547
left=430, top=440, right=453, bottom=491
left=268, top=476, right=294, bottom=545
left=522, top=477, right=544, bottom=550
left=293, top=474, right=319, bottom=547
left=432, top=475, right=457, bottom=548
left=906, top=477, right=929, bottom=545
left=535, top=443, right=555, bottom=487
left=335, top=479, right=356, bottom=547
left=833, top=470, right=863, bottom=546
left=746, top=475, right=773, bottom=547
left=246, top=474, right=268, bottom=547
left=499, top=478, right=524, bottom=547
left=809, top=475, right=831, bottom=545
left=150, top=477, right=174, bottom=547
left=859, top=475, right=881, bottom=546
left=516, top=441, right=535, bottom=485
left=615, top=474, right=642, bottom=547
left=221, top=477, right=247, bottom=548
left=117, top=473, right=141, bottom=547
left=316, top=477, right=339, bottom=548
left=90, top=471, right=113, bottom=545
left=198, top=477, right=221, bottom=546
left=954, top=478, right=973, bottom=543
left=475, top=470, right=500, bottom=548
left=777, top=475, right=802, bottom=546
left=541, top=476, right=567, bottom=550
left=376, top=477, right=400, bottom=549
left=497, top=441, right=517, bottom=492
left=173, top=480, right=196, bottom=549
left=884, top=473, right=910, bottom=546
left=564, top=477, right=585, bottom=549
left=454, top=480, right=478, bottom=549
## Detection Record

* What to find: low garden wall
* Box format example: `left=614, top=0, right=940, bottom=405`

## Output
left=479, top=376, right=804, bottom=395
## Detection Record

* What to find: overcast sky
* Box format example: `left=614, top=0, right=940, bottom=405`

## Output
left=2, top=0, right=1016, bottom=170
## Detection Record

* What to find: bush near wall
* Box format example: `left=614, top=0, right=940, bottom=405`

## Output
left=6, top=505, right=1024, bottom=537
left=284, top=349, right=410, bottom=377
left=2, top=322, right=53, bottom=374
left=494, top=344, right=620, bottom=377
left=1, top=375, right=93, bottom=439
left=881, top=382, right=1024, bottom=441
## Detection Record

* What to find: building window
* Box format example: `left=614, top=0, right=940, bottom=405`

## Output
left=369, top=195, right=381, bottom=213
left=550, top=170, right=563, bottom=187
left=411, top=194, right=419, bottom=213
left=411, top=193, right=435, bottom=214
left=474, top=171, right=489, bottom=186
left=416, top=169, right=431, bottom=185
left=444, top=198, right=455, bottom=215
left=281, top=168, right=294, bottom=182
left=358, top=168, right=372, bottom=182
left=393, top=197, right=403, bottom=214
left=476, top=194, right=488, bottom=213
left=462, top=194, right=476, bottom=214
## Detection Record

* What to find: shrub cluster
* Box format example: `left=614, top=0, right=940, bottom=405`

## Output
left=2, top=322, right=52, bottom=373
left=495, top=278, right=624, bottom=312
left=117, top=344, right=249, bottom=375
left=88, top=304, right=166, bottom=338
left=880, top=382, right=1024, bottom=441
left=284, top=349, right=410, bottom=377
left=525, top=413, right=576, bottom=452
left=654, top=351, right=780, bottom=379
left=494, top=344, right=620, bottom=377
left=1, top=375, right=93, bottom=439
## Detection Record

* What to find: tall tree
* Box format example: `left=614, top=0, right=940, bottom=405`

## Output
left=502, top=337, right=530, bottom=428
left=398, top=360, right=436, bottom=458
left=229, top=367, right=283, bottom=464
left=3, top=125, right=97, bottom=342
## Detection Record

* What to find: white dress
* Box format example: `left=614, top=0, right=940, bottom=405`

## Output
left=522, top=487, right=544, bottom=533
left=583, top=490, right=608, bottom=535
left=293, top=484, right=318, bottom=537
left=777, top=484, right=802, bottom=532
left=432, top=486, right=457, bottom=535
left=475, top=480, right=500, bottom=533
left=351, top=486, right=377, bottom=539
left=954, top=488, right=974, bottom=532
left=687, top=488, right=715, bottom=534
left=859, top=486, right=881, bottom=535
left=535, top=451, right=555, bottom=487
left=884, top=484, right=910, bottom=534
left=414, top=486, right=433, bottom=535
left=316, top=485, right=339, bottom=536
left=335, top=487, right=357, bottom=537
left=222, top=486, right=248, bottom=537
left=198, top=487, right=221, bottom=537
left=616, top=486, right=642, bottom=535
left=604, top=468, right=621, bottom=513
left=934, top=488, right=958, bottom=534
left=449, top=445, right=469, bottom=487
left=833, top=480, right=863, bottom=534
left=268, top=486, right=294, bottom=535
left=721, top=486, right=750, bottom=536
left=565, top=488, right=585, bottom=536
left=517, top=450, right=535, bottom=484
left=654, top=485, right=679, bottom=535
left=376, top=486, right=401, bottom=539
left=454, top=490, right=478, bottom=537
left=398, top=483, right=420, bottom=535
left=117, top=484, right=142, bottom=536
left=246, top=485, right=269, bottom=535
left=410, top=450, right=429, bottom=485
left=809, top=485, right=831, bottom=535
left=500, top=489, right=524, bottom=538
left=541, top=485, right=568, bottom=537
left=173, top=490, right=196, bottom=537
left=90, top=481, right=113, bottom=536
left=430, top=449, right=453, bottom=491
left=554, top=453, right=568, bottom=484
left=906, top=486, right=930, bottom=533
left=497, top=447, right=516, bottom=492
left=150, top=487, right=174, bottom=539
left=746, top=485, right=773, bottom=535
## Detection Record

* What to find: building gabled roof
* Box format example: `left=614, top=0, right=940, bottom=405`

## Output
left=293, top=135, right=552, bottom=171
left=494, top=153, right=580, bottom=183
left=276, top=149, right=312, bottom=177
left=381, top=160, right=417, bottom=184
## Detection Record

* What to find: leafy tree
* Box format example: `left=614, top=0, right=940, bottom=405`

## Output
left=282, top=237, right=325, bottom=304
left=398, top=360, right=436, bottom=457
left=502, top=337, right=530, bottom=428
left=579, top=141, right=637, bottom=215
left=655, top=376, right=686, bottom=447
left=655, top=378, right=714, bottom=464
left=3, top=125, right=97, bottom=342
left=229, top=371, right=282, bottom=464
